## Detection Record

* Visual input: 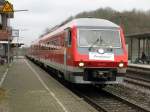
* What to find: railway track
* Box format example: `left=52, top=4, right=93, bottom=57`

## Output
left=126, top=74, right=150, bottom=83
left=124, top=74, right=150, bottom=89
left=30, top=59, right=150, bottom=112
left=71, top=86, right=150, bottom=112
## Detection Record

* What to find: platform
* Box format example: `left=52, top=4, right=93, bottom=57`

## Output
left=0, top=58, right=98, bottom=112
left=127, top=63, right=150, bottom=77
left=128, top=63, right=150, bottom=69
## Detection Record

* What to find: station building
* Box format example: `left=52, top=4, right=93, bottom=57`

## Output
left=0, top=0, right=14, bottom=62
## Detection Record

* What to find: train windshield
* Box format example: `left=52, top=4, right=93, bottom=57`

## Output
left=78, top=29, right=121, bottom=48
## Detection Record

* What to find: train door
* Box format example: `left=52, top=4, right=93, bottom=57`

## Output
left=64, top=28, right=72, bottom=81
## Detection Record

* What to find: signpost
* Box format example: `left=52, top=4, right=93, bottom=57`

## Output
left=1, top=1, right=28, bottom=13
left=2, top=1, right=13, bottom=13
left=1, top=1, right=27, bottom=64
left=7, top=29, right=19, bottom=65
left=12, top=29, right=19, bottom=59
left=0, top=1, right=14, bottom=65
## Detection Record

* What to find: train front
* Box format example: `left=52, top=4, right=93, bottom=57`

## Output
left=72, top=19, right=128, bottom=84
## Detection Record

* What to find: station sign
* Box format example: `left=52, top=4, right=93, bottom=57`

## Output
left=2, top=1, right=13, bottom=13
left=12, top=29, right=19, bottom=37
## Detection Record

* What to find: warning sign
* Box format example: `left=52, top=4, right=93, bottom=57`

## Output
left=2, top=1, right=13, bottom=13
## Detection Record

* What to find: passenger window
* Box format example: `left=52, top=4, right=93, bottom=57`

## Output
left=65, top=28, right=72, bottom=47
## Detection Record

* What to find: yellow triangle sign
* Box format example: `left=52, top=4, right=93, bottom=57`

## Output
left=2, top=1, right=13, bottom=13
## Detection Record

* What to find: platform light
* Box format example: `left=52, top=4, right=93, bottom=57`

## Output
left=79, top=62, right=84, bottom=67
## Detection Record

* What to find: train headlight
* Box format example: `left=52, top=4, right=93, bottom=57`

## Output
left=79, top=62, right=84, bottom=67
left=119, top=63, right=124, bottom=68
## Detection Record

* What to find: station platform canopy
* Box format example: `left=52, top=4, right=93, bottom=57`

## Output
left=0, top=37, right=24, bottom=47
left=126, top=32, right=150, bottom=64
left=126, top=32, right=150, bottom=39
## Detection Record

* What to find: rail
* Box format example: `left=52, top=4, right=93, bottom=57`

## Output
left=70, top=86, right=150, bottom=112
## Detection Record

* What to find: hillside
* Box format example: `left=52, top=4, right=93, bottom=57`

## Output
left=43, top=8, right=150, bottom=37
left=75, top=8, right=150, bottom=35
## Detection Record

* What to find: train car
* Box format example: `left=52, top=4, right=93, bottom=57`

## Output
left=28, top=18, right=128, bottom=85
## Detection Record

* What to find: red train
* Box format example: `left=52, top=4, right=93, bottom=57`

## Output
left=27, top=18, right=128, bottom=85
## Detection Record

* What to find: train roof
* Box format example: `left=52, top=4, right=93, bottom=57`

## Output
left=72, top=18, right=119, bottom=28
left=37, top=18, right=120, bottom=42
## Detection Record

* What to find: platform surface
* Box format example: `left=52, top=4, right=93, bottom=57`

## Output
left=128, top=63, right=150, bottom=69
left=0, top=58, right=98, bottom=112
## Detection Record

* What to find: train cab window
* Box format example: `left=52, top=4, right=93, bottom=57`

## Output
left=65, top=28, right=72, bottom=47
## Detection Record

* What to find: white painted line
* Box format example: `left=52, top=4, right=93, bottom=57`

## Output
left=0, top=68, right=8, bottom=87
left=24, top=59, right=68, bottom=112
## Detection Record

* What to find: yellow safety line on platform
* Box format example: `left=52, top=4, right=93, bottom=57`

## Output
left=25, top=59, right=69, bottom=112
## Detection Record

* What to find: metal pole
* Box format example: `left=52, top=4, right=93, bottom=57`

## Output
left=7, top=35, right=10, bottom=65
left=14, top=10, right=29, bottom=12
left=17, top=36, right=19, bottom=58
left=131, top=38, right=133, bottom=63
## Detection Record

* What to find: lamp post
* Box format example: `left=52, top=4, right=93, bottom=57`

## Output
left=7, top=33, right=10, bottom=65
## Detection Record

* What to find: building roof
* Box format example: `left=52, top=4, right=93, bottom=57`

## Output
left=126, top=32, right=150, bottom=39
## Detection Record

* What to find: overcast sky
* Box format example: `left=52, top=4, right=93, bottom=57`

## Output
left=10, top=0, right=150, bottom=46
